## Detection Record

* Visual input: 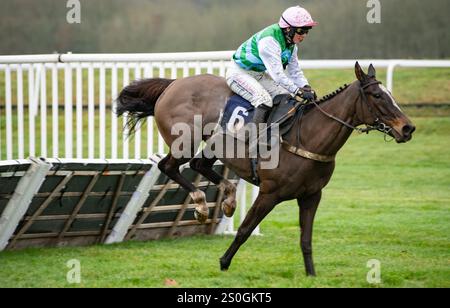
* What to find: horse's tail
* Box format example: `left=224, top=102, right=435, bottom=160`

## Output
left=116, top=78, right=175, bottom=135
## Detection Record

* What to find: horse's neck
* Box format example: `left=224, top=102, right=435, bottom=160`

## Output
left=288, top=82, right=362, bottom=156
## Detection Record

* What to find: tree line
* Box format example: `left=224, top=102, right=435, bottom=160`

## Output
left=0, top=0, right=449, bottom=59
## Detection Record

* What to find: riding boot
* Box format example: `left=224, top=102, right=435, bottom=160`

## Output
left=249, top=104, right=270, bottom=186
left=246, top=104, right=271, bottom=144
left=252, top=104, right=271, bottom=127
left=253, top=104, right=271, bottom=143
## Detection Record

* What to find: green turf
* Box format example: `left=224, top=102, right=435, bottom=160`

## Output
left=0, top=117, right=448, bottom=288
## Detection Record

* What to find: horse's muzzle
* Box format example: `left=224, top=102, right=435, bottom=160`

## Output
left=394, top=123, right=416, bottom=143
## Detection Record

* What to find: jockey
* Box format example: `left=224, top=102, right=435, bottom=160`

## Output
left=226, top=6, right=318, bottom=126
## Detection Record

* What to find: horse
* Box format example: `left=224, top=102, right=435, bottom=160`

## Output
left=116, top=62, right=415, bottom=276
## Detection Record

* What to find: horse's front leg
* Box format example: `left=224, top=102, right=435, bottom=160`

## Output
left=220, top=192, right=279, bottom=271
left=297, top=191, right=321, bottom=276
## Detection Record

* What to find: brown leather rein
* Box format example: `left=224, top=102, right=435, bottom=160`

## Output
left=282, top=80, right=393, bottom=163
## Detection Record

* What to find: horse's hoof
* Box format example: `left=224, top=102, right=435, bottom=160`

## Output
left=194, top=207, right=209, bottom=224
left=305, top=267, right=317, bottom=277
left=222, top=199, right=236, bottom=217
left=220, top=258, right=230, bottom=271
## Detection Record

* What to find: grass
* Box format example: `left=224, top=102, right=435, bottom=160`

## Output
left=0, top=117, right=449, bottom=288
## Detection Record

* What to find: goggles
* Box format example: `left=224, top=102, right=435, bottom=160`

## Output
left=295, top=27, right=310, bottom=35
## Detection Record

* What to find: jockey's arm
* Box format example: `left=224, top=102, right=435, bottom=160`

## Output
left=258, top=37, right=299, bottom=95
left=286, top=45, right=310, bottom=89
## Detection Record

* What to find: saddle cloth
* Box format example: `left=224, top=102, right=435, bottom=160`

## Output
left=220, top=94, right=302, bottom=137
left=220, top=95, right=255, bottom=133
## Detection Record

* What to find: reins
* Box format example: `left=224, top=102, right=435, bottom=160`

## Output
left=281, top=80, right=395, bottom=162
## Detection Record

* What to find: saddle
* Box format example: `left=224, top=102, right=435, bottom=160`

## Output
left=266, top=94, right=303, bottom=137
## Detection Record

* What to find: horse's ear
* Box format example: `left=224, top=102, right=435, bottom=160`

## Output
left=368, top=64, right=376, bottom=78
left=355, top=61, right=367, bottom=83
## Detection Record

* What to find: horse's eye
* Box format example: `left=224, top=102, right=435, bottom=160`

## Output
left=373, top=94, right=381, bottom=99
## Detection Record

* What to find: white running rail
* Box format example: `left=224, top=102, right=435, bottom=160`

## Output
left=0, top=52, right=449, bottom=234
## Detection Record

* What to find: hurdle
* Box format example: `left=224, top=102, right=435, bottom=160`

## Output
left=0, top=157, right=241, bottom=251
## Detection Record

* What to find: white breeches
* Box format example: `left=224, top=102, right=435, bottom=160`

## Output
left=225, top=61, right=290, bottom=108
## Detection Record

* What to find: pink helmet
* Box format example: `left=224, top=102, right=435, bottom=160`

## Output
left=279, top=6, right=318, bottom=28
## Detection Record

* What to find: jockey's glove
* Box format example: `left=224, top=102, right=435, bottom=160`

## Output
left=295, top=85, right=317, bottom=102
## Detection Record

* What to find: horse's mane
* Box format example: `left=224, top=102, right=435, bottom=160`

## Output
left=317, top=84, right=350, bottom=104
left=302, top=83, right=350, bottom=113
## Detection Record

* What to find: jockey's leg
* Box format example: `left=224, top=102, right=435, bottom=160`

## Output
left=256, top=73, right=293, bottom=136
left=225, top=62, right=273, bottom=142
left=225, top=62, right=273, bottom=109
left=259, top=71, right=291, bottom=98
left=225, top=63, right=275, bottom=185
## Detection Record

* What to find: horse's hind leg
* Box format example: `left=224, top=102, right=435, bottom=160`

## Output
left=158, top=154, right=195, bottom=191
left=220, top=192, right=278, bottom=271
left=190, top=155, right=237, bottom=217
left=158, top=153, right=209, bottom=223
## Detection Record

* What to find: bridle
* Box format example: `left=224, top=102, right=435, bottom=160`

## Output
left=281, top=80, right=395, bottom=163
left=311, top=80, right=393, bottom=137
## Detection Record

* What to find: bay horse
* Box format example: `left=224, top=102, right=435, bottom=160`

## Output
left=117, top=62, right=415, bottom=276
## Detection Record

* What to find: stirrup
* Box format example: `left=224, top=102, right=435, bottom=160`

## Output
left=250, top=158, right=260, bottom=185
